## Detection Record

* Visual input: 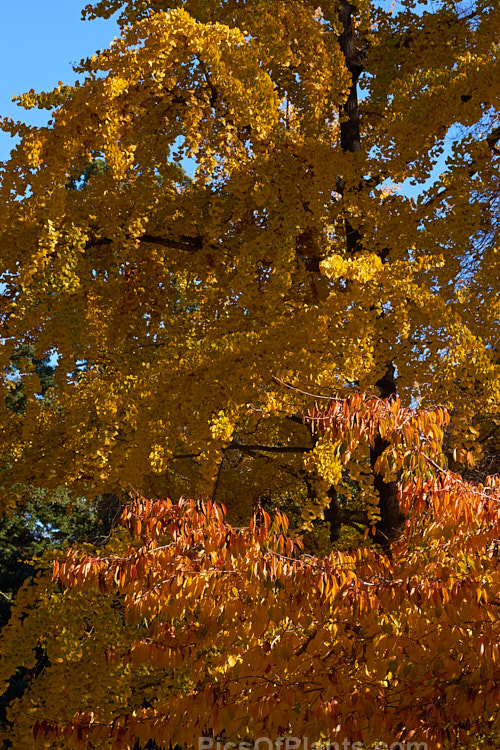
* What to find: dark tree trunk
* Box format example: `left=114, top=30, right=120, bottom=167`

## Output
left=332, top=3, right=404, bottom=551
left=371, top=364, right=405, bottom=551
left=338, top=0, right=363, bottom=156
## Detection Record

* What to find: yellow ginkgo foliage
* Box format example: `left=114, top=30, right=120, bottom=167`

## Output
left=0, top=0, right=499, bottom=543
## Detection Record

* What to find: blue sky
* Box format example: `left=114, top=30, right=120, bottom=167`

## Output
left=0, top=1, right=119, bottom=162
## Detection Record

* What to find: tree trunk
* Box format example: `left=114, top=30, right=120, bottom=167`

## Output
left=335, top=2, right=404, bottom=551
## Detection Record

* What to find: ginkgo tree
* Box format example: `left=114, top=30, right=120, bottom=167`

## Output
left=0, top=0, right=499, bottom=543
left=1, top=395, right=500, bottom=749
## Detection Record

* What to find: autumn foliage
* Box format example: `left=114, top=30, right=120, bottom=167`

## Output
left=1, top=0, right=500, bottom=747
left=0, top=0, right=499, bottom=528
left=1, top=397, right=500, bottom=748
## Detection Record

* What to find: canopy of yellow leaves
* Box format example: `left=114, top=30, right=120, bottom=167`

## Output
left=0, top=0, right=499, bottom=519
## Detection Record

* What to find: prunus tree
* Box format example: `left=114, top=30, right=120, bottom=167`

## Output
left=1, top=396, right=500, bottom=748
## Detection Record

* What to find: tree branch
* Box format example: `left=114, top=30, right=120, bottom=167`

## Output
left=226, top=442, right=308, bottom=456
left=87, top=234, right=203, bottom=253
